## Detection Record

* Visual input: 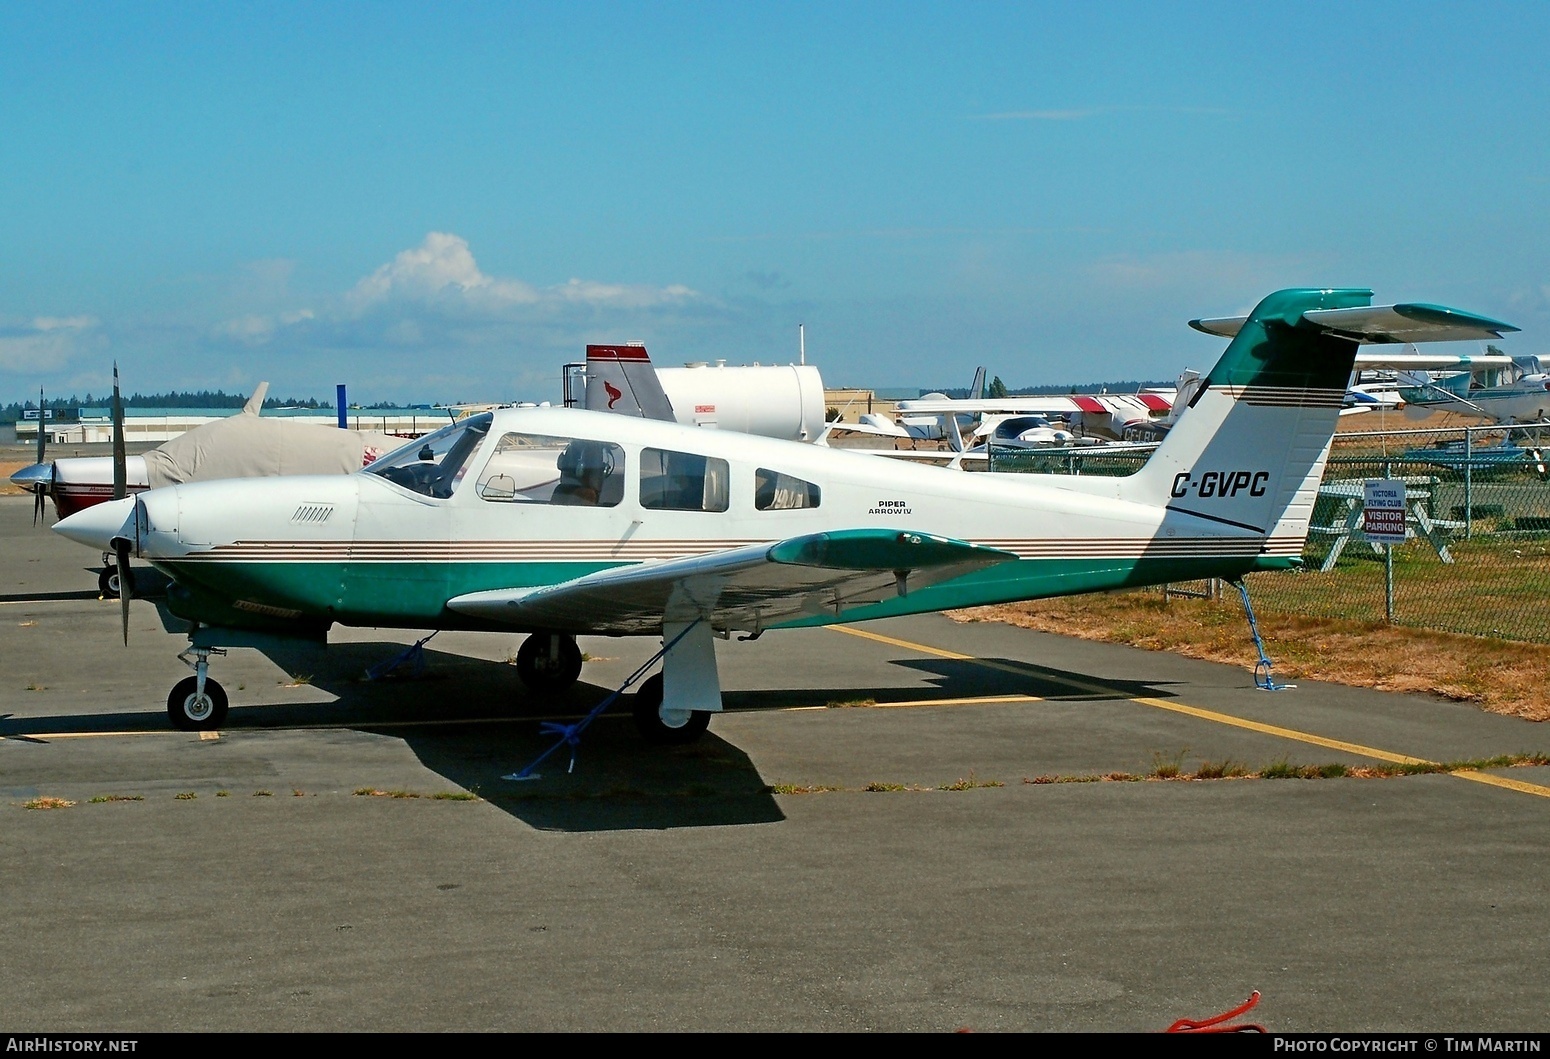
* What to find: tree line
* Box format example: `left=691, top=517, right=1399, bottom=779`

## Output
left=0, top=389, right=333, bottom=425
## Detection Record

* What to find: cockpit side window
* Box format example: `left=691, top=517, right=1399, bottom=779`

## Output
left=475, top=432, right=624, bottom=506
left=366, top=413, right=492, bottom=499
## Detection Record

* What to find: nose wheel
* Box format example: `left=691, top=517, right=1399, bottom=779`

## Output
left=98, top=556, right=134, bottom=599
left=168, top=676, right=228, bottom=731
left=169, top=645, right=229, bottom=730
left=514, top=633, right=583, bottom=693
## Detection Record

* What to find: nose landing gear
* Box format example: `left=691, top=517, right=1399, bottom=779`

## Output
left=169, top=645, right=229, bottom=730
left=98, top=553, right=134, bottom=599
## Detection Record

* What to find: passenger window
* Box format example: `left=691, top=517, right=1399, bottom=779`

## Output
left=476, top=433, right=624, bottom=507
left=754, top=468, right=821, bottom=510
left=640, top=448, right=730, bottom=512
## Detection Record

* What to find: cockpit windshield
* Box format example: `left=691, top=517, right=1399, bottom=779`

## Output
left=366, top=412, right=493, bottom=498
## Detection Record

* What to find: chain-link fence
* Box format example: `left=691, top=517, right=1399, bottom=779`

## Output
left=987, top=424, right=1550, bottom=644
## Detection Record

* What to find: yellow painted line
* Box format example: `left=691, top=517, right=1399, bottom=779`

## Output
left=834, top=625, right=1550, bottom=798
left=1453, top=770, right=1550, bottom=798
left=1130, top=696, right=1429, bottom=765
left=1, top=730, right=169, bottom=741
left=199, top=731, right=220, bottom=741
left=866, top=694, right=1042, bottom=709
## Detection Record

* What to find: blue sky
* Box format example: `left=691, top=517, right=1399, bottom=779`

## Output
left=2, top=2, right=1546, bottom=406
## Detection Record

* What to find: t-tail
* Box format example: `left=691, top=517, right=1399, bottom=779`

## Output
left=583, top=344, right=677, bottom=422
left=1113, top=288, right=1518, bottom=557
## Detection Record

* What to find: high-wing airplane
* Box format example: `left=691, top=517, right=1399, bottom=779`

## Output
left=54, top=288, right=1517, bottom=743
left=828, top=367, right=1175, bottom=451
left=1392, top=354, right=1549, bottom=425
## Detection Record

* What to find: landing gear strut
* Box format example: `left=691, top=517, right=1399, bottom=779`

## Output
left=514, top=632, right=583, bottom=693
left=169, top=645, right=229, bottom=730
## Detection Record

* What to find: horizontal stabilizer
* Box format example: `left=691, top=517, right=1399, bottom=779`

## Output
left=1191, top=303, right=1519, bottom=344
left=447, top=529, right=1015, bottom=634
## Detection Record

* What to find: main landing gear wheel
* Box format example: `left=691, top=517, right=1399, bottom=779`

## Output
left=98, top=562, right=133, bottom=600
left=168, top=675, right=228, bottom=731
left=630, top=673, right=711, bottom=745
left=514, top=633, right=583, bottom=693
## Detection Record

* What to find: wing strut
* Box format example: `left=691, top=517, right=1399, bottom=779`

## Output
left=502, top=620, right=703, bottom=781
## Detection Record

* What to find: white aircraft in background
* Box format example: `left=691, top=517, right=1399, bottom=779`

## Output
left=54, top=287, right=1517, bottom=743
left=864, top=319, right=1520, bottom=460
left=1392, top=354, right=1549, bottom=425
left=829, top=366, right=1177, bottom=452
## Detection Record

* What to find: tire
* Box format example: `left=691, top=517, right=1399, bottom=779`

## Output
left=630, top=673, right=711, bottom=745
left=167, top=676, right=228, bottom=731
left=99, top=564, right=133, bottom=599
left=514, top=633, right=583, bottom=693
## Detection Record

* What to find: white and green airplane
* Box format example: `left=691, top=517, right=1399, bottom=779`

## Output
left=56, top=288, right=1517, bottom=742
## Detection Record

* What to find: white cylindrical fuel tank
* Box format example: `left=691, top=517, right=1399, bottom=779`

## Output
left=655, top=363, right=827, bottom=442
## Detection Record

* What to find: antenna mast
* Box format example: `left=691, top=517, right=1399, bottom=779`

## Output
left=799, top=323, right=805, bottom=366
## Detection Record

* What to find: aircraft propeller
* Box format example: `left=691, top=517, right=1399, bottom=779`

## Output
left=112, top=364, right=131, bottom=645
left=30, top=386, right=47, bottom=526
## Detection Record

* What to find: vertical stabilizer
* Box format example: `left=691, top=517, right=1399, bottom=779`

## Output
left=241, top=382, right=271, bottom=416
left=1119, top=288, right=1371, bottom=549
left=584, top=345, right=677, bottom=422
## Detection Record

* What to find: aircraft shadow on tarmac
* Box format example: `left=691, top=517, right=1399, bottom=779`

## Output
left=886, top=656, right=1184, bottom=702
left=1, top=637, right=787, bottom=833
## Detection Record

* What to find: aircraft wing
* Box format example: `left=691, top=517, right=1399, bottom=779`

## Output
left=446, top=529, right=1016, bottom=635
left=1191, top=304, right=1520, bottom=343
left=1351, top=351, right=1513, bottom=370
left=895, top=394, right=1171, bottom=415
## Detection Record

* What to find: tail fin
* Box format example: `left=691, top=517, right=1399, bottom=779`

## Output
left=1118, top=288, right=1516, bottom=552
left=969, top=367, right=986, bottom=401
left=241, top=382, right=270, bottom=416
left=584, top=345, right=676, bottom=422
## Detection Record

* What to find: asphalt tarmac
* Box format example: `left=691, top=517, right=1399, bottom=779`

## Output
left=2, top=493, right=1548, bottom=1033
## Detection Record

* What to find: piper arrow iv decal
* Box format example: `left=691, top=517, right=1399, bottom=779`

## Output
left=1170, top=470, right=1269, bottom=499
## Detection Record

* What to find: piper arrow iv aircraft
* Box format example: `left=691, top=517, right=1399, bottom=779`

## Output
left=55, top=289, right=1518, bottom=741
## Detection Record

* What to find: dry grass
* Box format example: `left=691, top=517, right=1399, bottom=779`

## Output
left=952, top=594, right=1550, bottom=722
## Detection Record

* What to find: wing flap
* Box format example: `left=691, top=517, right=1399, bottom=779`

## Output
left=446, top=529, right=1016, bottom=634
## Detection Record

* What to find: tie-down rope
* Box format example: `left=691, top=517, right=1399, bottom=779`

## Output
left=503, top=619, right=703, bottom=781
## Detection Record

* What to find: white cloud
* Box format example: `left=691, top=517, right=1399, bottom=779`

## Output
left=0, top=315, right=102, bottom=371
left=346, top=232, right=540, bottom=312
left=206, top=231, right=707, bottom=356
left=344, top=232, right=697, bottom=316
